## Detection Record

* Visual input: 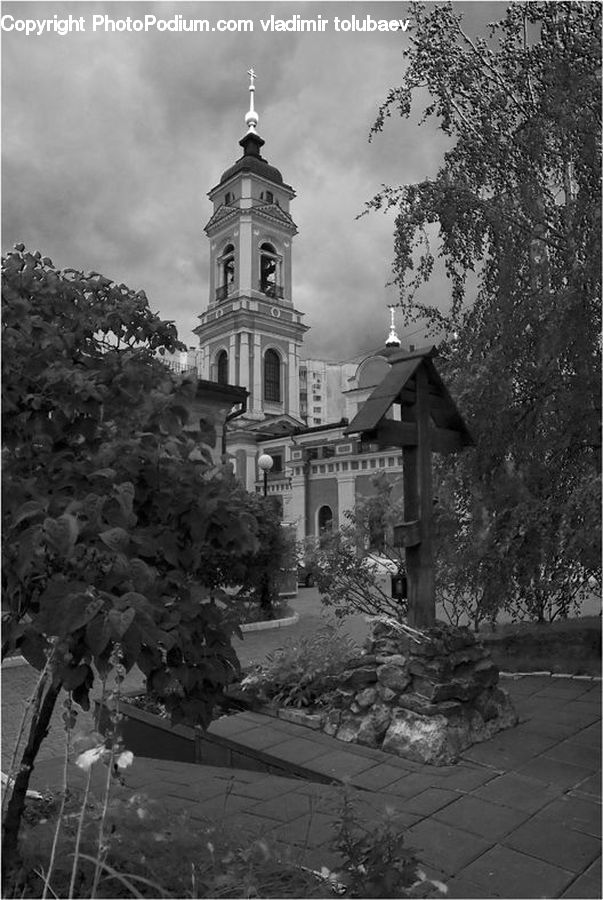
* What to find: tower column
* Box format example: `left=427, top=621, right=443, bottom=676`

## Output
left=239, top=332, right=250, bottom=392
left=229, top=335, right=237, bottom=384
left=288, top=341, right=299, bottom=419
left=252, top=334, right=262, bottom=413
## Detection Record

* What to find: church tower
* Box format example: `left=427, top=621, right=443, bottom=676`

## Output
left=194, top=70, right=308, bottom=421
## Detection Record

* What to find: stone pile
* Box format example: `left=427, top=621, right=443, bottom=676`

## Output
left=278, top=620, right=517, bottom=766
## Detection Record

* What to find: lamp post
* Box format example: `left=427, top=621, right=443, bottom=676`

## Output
left=258, top=453, right=273, bottom=497
left=257, top=452, right=274, bottom=617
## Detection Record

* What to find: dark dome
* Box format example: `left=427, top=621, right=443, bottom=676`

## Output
left=220, top=154, right=284, bottom=186
left=219, top=131, right=284, bottom=186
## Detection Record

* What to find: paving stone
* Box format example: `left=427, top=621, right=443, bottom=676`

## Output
left=385, top=771, right=448, bottom=798
left=407, top=818, right=492, bottom=875
left=269, top=811, right=336, bottom=848
left=560, top=873, right=602, bottom=899
left=572, top=771, right=602, bottom=799
left=458, top=844, right=575, bottom=899
left=516, top=755, right=595, bottom=789
left=226, top=726, right=294, bottom=751
left=402, top=787, right=460, bottom=816
left=308, top=749, right=377, bottom=779
left=544, top=738, right=602, bottom=770
left=445, top=873, right=502, bottom=898
left=208, top=715, right=268, bottom=738
left=434, top=794, right=531, bottom=840
left=431, top=763, right=500, bottom=793
left=264, top=738, right=334, bottom=766
left=347, top=761, right=414, bottom=791
left=252, top=792, right=319, bottom=822
left=472, top=772, right=560, bottom=812
left=229, top=777, right=301, bottom=800
left=503, top=818, right=601, bottom=873
left=534, top=795, right=602, bottom=838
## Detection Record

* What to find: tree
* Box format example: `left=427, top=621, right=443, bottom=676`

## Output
left=312, top=474, right=407, bottom=619
left=1, top=246, right=262, bottom=882
left=369, top=2, right=601, bottom=622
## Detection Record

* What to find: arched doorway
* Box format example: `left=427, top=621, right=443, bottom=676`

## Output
left=318, top=505, right=333, bottom=537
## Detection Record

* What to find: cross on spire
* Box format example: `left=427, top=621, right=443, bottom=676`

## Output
left=245, top=67, right=259, bottom=132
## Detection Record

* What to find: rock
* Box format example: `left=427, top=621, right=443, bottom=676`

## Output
left=376, top=654, right=407, bottom=666
left=377, top=685, right=397, bottom=703
left=377, top=663, right=411, bottom=693
left=345, top=654, right=378, bottom=669
left=341, top=666, right=378, bottom=688
left=356, top=704, right=391, bottom=747
left=396, top=692, right=464, bottom=719
left=336, top=712, right=362, bottom=743
left=322, top=709, right=341, bottom=736
left=355, top=687, right=377, bottom=709
left=413, top=676, right=481, bottom=703
left=382, top=708, right=469, bottom=765
left=278, top=708, right=323, bottom=730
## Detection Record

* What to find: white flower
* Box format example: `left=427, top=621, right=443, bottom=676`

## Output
left=116, top=750, right=134, bottom=770
left=75, top=745, right=106, bottom=771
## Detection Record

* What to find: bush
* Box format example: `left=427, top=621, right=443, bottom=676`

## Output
left=241, top=625, right=360, bottom=708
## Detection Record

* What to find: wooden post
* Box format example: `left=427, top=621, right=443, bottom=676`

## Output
left=404, top=366, right=435, bottom=628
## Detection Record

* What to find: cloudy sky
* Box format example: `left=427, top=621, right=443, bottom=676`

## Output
left=2, top=0, right=499, bottom=362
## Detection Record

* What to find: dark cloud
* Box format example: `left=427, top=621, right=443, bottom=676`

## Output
left=2, top=0, right=498, bottom=361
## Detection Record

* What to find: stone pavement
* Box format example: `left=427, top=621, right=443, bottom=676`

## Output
left=27, top=674, right=601, bottom=899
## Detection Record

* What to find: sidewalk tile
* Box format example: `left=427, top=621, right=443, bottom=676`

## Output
left=572, top=771, right=601, bottom=798
left=533, top=795, right=601, bottom=839
left=402, top=787, right=459, bottom=816
left=407, top=818, right=492, bottom=875
left=434, top=795, right=531, bottom=840
left=252, top=792, right=318, bottom=822
left=347, top=761, right=415, bottom=791
left=560, top=872, right=602, bottom=899
left=503, top=818, right=601, bottom=873
left=516, top=755, right=595, bottom=789
left=544, top=738, right=602, bottom=770
left=229, top=776, right=301, bottom=800
left=458, top=845, right=574, bottom=899
left=471, top=772, right=560, bottom=812
left=446, top=873, right=502, bottom=898
left=208, top=716, right=267, bottom=738
left=432, top=763, right=500, bottom=793
left=229, top=726, right=294, bottom=751
left=307, top=750, right=377, bottom=779
left=263, top=737, right=334, bottom=766
left=269, top=811, right=336, bottom=848
left=377, top=771, right=441, bottom=798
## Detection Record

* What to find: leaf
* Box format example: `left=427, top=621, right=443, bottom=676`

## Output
left=43, top=514, right=79, bottom=557
left=12, top=500, right=48, bottom=528
left=37, top=590, right=104, bottom=637
left=108, top=607, right=136, bottom=638
left=18, top=628, right=49, bottom=670
left=99, top=527, right=130, bottom=554
left=86, top=615, right=112, bottom=656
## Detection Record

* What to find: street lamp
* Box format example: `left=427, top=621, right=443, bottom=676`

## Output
left=258, top=453, right=273, bottom=497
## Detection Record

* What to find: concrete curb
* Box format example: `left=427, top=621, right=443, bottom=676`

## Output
left=240, top=612, right=299, bottom=632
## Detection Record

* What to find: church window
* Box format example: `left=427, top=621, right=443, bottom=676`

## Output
left=259, top=242, right=282, bottom=298
left=318, top=505, right=333, bottom=536
left=264, top=349, right=281, bottom=402
left=217, top=244, right=235, bottom=301
left=216, top=350, right=228, bottom=385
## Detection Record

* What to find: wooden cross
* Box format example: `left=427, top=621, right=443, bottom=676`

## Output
left=345, top=347, right=473, bottom=629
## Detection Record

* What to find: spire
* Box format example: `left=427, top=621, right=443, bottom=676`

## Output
left=385, top=306, right=401, bottom=348
left=245, top=67, right=259, bottom=133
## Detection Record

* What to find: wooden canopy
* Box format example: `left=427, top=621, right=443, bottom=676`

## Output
left=345, top=346, right=473, bottom=629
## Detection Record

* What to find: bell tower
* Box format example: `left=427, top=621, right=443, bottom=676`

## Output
left=194, top=70, right=308, bottom=421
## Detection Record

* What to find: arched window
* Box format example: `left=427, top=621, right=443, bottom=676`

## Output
left=318, top=505, right=333, bottom=539
left=259, top=242, right=282, bottom=298
left=216, top=350, right=228, bottom=385
left=217, top=244, right=235, bottom=301
left=264, top=349, right=281, bottom=402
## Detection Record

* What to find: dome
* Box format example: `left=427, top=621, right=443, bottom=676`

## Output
left=220, top=154, right=284, bottom=186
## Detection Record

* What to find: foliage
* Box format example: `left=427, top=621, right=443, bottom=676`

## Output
left=369, top=2, right=601, bottom=623
left=241, top=624, right=360, bottom=708
left=1, top=246, right=263, bottom=880
left=311, top=475, right=407, bottom=620
left=329, top=789, right=447, bottom=899
left=196, top=492, right=292, bottom=618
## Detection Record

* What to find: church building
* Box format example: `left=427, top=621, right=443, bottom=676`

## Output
left=192, top=72, right=406, bottom=542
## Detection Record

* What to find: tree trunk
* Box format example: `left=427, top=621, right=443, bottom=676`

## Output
left=2, top=679, right=62, bottom=888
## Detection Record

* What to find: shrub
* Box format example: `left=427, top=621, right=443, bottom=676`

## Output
left=241, top=625, right=360, bottom=708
